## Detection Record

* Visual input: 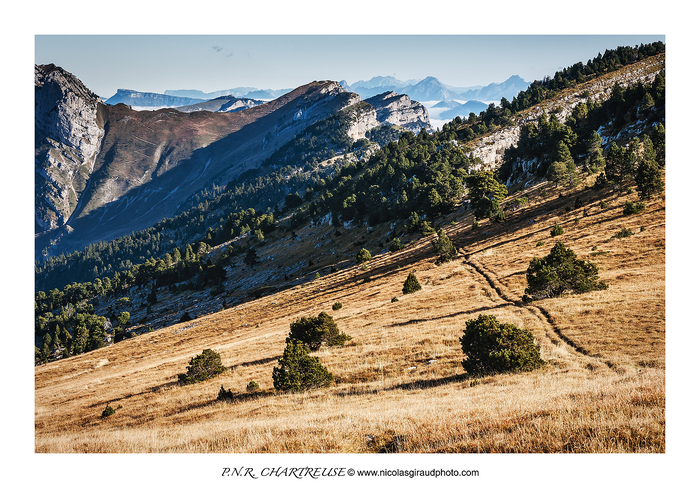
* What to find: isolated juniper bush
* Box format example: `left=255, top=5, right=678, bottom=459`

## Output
left=461, top=314, right=545, bottom=375
left=402, top=271, right=422, bottom=294
left=287, top=312, right=351, bottom=351
left=272, top=340, right=333, bottom=393
left=178, top=348, right=227, bottom=384
left=524, top=241, right=608, bottom=300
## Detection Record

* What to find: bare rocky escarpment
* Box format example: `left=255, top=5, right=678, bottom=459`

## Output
left=35, top=64, right=105, bottom=232
left=466, top=54, right=665, bottom=175
left=35, top=70, right=431, bottom=258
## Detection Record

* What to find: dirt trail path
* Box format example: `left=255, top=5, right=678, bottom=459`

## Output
left=465, top=255, right=604, bottom=365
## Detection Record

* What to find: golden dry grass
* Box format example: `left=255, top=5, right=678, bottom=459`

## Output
left=35, top=177, right=665, bottom=453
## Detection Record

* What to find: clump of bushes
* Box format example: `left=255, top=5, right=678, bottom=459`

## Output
left=332, top=302, right=342, bottom=311
left=287, top=312, right=351, bottom=351
left=246, top=380, right=260, bottom=393
left=613, top=227, right=635, bottom=239
left=419, top=221, right=437, bottom=237
left=460, top=314, right=545, bottom=375
left=217, top=384, right=234, bottom=401
left=402, top=272, right=422, bottom=294
left=101, top=404, right=122, bottom=417
left=391, top=296, right=399, bottom=303
left=356, top=248, right=372, bottom=265
left=178, top=349, right=227, bottom=384
left=432, top=229, right=457, bottom=264
left=622, top=201, right=646, bottom=215
left=550, top=224, right=564, bottom=237
left=272, top=340, right=333, bottom=392
left=389, top=238, right=404, bottom=252
left=524, top=241, right=608, bottom=300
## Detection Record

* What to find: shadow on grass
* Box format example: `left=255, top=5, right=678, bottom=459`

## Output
left=385, top=302, right=512, bottom=328
left=233, top=355, right=282, bottom=369
left=332, top=371, right=472, bottom=398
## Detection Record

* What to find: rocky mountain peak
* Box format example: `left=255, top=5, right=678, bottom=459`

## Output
left=35, top=64, right=105, bottom=233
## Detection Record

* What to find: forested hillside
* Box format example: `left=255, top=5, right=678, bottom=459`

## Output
left=35, top=43, right=665, bottom=366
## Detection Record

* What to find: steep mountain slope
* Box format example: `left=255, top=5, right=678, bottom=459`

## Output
left=463, top=54, right=665, bottom=174
left=36, top=67, right=432, bottom=260
left=36, top=80, right=361, bottom=256
left=34, top=169, right=666, bottom=454
left=364, top=91, right=431, bottom=132
left=35, top=64, right=105, bottom=233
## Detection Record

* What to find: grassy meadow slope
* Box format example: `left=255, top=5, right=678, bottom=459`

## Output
left=34, top=173, right=664, bottom=453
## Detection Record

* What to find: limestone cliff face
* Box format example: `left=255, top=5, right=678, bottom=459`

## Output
left=345, top=104, right=380, bottom=141
left=466, top=54, right=665, bottom=182
left=343, top=91, right=431, bottom=141
left=35, top=76, right=366, bottom=258
left=35, top=64, right=105, bottom=232
left=366, top=91, right=431, bottom=133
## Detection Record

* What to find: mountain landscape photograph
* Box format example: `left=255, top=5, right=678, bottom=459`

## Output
left=12, top=4, right=694, bottom=484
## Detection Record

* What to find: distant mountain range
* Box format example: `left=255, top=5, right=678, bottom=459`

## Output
left=105, top=88, right=292, bottom=110
left=105, top=89, right=206, bottom=108
left=35, top=64, right=431, bottom=258
left=439, top=100, right=490, bottom=120
left=175, top=96, right=266, bottom=114
left=103, top=75, right=530, bottom=114
left=165, top=87, right=292, bottom=100
left=345, top=75, right=530, bottom=103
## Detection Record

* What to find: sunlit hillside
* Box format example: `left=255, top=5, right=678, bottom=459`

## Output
left=35, top=173, right=664, bottom=453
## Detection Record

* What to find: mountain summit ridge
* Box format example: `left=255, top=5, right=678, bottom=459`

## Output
left=35, top=68, right=431, bottom=259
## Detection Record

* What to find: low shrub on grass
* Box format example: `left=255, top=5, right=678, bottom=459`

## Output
left=402, top=272, right=422, bottom=294
left=272, top=340, right=333, bottom=393
left=178, top=349, right=226, bottom=384
left=622, top=201, right=646, bottom=215
left=460, top=314, right=545, bottom=375
left=287, top=312, right=351, bottom=351
left=524, top=241, right=608, bottom=299
left=217, top=384, right=234, bottom=401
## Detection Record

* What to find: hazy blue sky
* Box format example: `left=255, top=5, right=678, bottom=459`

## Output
left=35, top=35, right=664, bottom=99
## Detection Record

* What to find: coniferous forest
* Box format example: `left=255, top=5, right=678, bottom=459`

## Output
left=35, top=42, right=665, bottom=365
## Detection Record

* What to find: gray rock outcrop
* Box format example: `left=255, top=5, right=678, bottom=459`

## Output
left=365, top=91, right=431, bottom=134
left=35, top=64, right=105, bottom=232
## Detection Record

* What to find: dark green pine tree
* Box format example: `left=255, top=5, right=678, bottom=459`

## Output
left=272, top=340, right=333, bottom=393
left=605, top=142, right=627, bottom=185
left=402, top=272, right=422, bottom=295
left=635, top=136, right=663, bottom=199
left=525, top=241, right=608, bottom=299
left=433, top=229, right=457, bottom=264
left=586, top=131, right=606, bottom=171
